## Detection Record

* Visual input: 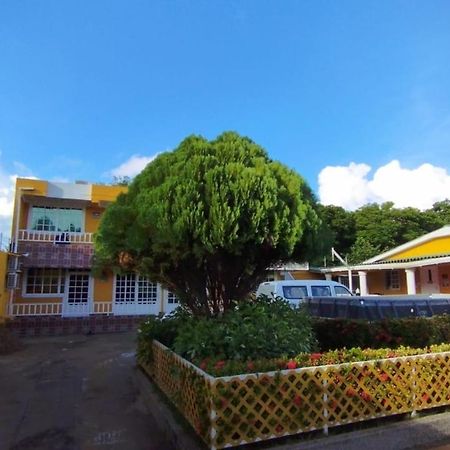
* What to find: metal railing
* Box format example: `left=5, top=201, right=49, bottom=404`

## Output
left=18, top=229, right=94, bottom=244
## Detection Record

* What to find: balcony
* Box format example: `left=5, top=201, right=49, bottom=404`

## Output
left=16, top=230, right=94, bottom=269
left=18, top=229, right=94, bottom=244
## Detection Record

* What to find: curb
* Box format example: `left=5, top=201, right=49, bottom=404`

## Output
left=270, top=411, right=450, bottom=450
left=133, top=366, right=205, bottom=450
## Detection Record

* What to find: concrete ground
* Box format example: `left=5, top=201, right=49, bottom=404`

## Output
left=4, top=333, right=450, bottom=450
left=0, top=332, right=175, bottom=450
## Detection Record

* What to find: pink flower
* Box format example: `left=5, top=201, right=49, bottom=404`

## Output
left=214, top=360, right=226, bottom=370
left=286, top=360, right=297, bottom=370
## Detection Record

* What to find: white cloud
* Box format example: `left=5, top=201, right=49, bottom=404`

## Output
left=0, top=171, right=16, bottom=246
left=110, top=154, right=158, bottom=179
left=0, top=159, right=36, bottom=247
left=318, top=160, right=450, bottom=210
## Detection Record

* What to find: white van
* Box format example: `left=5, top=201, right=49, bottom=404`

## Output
left=256, top=280, right=353, bottom=305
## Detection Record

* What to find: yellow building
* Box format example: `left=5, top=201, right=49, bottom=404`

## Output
left=0, top=251, right=8, bottom=319
left=325, top=226, right=450, bottom=296
left=6, top=178, right=180, bottom=318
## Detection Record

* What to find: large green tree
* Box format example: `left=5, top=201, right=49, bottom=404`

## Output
left=95, top=132, right=321, bottom=316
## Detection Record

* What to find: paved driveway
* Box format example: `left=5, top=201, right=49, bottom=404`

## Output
left=0, top=333, right=175, bottom=450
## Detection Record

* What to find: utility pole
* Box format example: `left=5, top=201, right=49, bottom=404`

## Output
left=331, top=247, right=353, bottom=292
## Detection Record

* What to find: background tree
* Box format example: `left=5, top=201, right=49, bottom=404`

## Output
left=319, top=204, right=356, bottom=258
left=94, top=132, right=321, bottom=316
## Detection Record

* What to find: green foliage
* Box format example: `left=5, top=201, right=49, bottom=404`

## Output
left=313, top=314, right=450, bottom=351
left=187, top=343, right=450, bottom=377
left=320, top=200, right=450, bottom=264
left=136, top=308, right=190, bottom=363
left=173, top=296, right=315, bottom=361
left=318, top=205, right=356, bottom=259
left=95, top=131, right=321, bottom=315
left=347, top=235, right=381, bottom=264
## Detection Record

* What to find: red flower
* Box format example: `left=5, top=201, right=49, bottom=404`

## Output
left=422, top=393, right=430, bottom=402
left=199, top=360, right=208, bottom=370
left=379, top=373, right=389, bottom=382
left=286, top=360, right=297, bottom=370
left=329, top=399, right=337, bottom=410
left=293, top=395, right=302, bottom=406
left=346, top=388, right=357, bottom=398
left=387, top=352, right=397, bottom=358
left=247, top=361, right=255, bottom=371
left=310, top=353, right=322, bottom=361
left=215, top=360, right=226, bottom=370
left=360, top=391, right=372, bottom=402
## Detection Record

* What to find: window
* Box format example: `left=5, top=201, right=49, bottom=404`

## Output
left=311, top=286, right=332, bottom=297
left=385, top=270, right=400, bottom=290
left=30, top=207, right=83, bottom=232
left=168, top=291, right=179, bottom=304
left=335, top=286, right=352, bottom=296
left=282, top=286, right=308, bottom=299
left=115, top=275, right=157, bottom=304
left=25, top=268, right=65, bottom=296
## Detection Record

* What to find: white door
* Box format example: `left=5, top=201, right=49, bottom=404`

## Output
left=113, top=275, right=159, bottom=315
left=164, top=290, right=180, bottom=314
left=62, top=271, right=92, bottom=317
left=420, top=266, right=440, bottom=295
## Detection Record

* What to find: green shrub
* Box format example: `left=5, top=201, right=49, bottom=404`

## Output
left=173, top=296, right=315, bottom=361
left=137, top=307, right=190, bottom=363
left=313, top=314, right=450, bottom=351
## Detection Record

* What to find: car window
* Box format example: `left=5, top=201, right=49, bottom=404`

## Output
left=311, top=286, right=332, bottom=297
left=335, top=286, right=352, bottom=296
left=282, top=286, right=308, bottom=299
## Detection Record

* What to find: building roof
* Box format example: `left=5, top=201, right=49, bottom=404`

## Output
left=322, top=225, right=450, bottom=274
left=363, top=225, right=450, bottom=264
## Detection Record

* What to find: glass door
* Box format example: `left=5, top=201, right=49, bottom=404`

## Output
left=62, top=271, right=91, bottom=316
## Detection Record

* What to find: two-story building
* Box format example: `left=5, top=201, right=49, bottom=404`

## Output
left=5, top=178, right=180, bottom=319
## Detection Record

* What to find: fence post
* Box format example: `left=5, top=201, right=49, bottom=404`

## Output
left=411, top=359, right=417, bottom=417
left=323, top=376, right=329, bottom=436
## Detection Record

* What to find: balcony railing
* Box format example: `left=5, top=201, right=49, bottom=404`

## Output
left=18, top=230, right=94, bottom=244
left=11, top=301, right=113, bottom=317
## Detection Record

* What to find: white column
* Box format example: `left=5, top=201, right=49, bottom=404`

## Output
left=405, top=268, right=416, bottom=295
left=358, top=271, right=368, bottom=296
left=325, top=273, right=332, bottom=281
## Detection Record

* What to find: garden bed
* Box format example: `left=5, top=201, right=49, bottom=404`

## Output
left=139, top=340, right=450, bottom=450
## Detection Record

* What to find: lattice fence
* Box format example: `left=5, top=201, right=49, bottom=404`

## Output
left=139, top=342, right=450, bottom=450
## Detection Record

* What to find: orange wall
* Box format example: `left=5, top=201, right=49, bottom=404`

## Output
left=291, top=271, right=324, bottom=280
left=13, top=179, right=48, bottom=232
left=93, top=274, right=114, bottom=301
left=366, top=270, right=408, bottom=295
left=91, top=184, right=127, bottom=204
left=85, top=205, right=105, bottom=233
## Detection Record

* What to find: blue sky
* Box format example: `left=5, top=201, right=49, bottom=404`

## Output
left=1, top=1, right=450, bottom=238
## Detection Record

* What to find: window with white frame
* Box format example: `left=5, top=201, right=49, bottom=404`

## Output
left=30, top=207, right=83, bottom=232
left=25, top=268, right=65, bottom=295
left=167, top=291, right=179, bottom=304
left=385, top=270, right=400, bottom=290
left=115, top=274, right=157, bottom=304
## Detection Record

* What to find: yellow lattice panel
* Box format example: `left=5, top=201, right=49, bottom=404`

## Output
left=139, top=343, right=450, bottom=450
left=210, top=369, right=327, bottom=448
left=413, top=354, right=450, bottom=411
left=141, top=341, right=213, bottom=444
